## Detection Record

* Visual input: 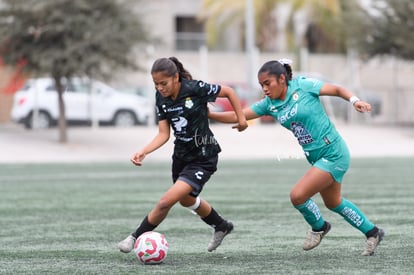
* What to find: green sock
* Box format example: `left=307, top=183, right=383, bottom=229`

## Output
left=330, top=198, right=375, bottom=234
left=295, top=199, right=325, bottom=231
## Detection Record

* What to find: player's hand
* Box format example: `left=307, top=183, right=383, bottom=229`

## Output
left=131, top=151, right=146, bottom=166
left=232, top=121, right=248, bottom=132
left=354, top=100, right=371, bottom=113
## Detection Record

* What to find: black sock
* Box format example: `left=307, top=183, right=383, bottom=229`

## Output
left=314, top=221, right=328, bottom=232
left=365, top=226, right=379, bottom=238
left=201, top=208, right=226, bottom=231
left=132, top=216, right=157, bottom=238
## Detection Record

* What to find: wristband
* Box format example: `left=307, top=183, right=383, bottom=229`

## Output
left=349, top=96, right=360, bottom=105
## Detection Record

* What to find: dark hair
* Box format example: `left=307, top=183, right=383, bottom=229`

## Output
left=151, top=56, right=192, bottom=80
left=258, top=60, right=293, bottom=81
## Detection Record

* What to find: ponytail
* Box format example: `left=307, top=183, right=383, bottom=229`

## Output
left=151, top=56, right=192, bottom=81
left=258, top=59, right=293, bottom=81
left=168, top=57, right=192, bottom=80
left=283, top=63, right=293, bottom=81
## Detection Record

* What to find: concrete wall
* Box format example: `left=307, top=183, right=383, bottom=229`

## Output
left=1, top=0, right=413, bottom=125
left=2, top=49, right=411, bottom=125
left=138, top=0, right=204, bottom=51
left=131, top=0, right=413, bottom=125
left=118, top=50, right=414, bottom=125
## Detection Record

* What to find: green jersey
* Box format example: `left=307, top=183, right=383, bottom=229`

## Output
left=156, top=79, right=222, bottom=161
left=251, top=76, right=340, bottom=151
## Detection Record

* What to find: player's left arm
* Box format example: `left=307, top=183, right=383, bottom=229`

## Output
left=319, top=83, right=371, bottom=113
left=217, top=85, right=248, bottom=131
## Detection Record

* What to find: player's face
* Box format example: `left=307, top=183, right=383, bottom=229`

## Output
left=152, top=71, right=180, bottom=99
left=258, top=72, right=287, bottom=100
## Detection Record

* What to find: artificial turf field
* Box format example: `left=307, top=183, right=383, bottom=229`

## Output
left=1, top=157, right=413, bottom=274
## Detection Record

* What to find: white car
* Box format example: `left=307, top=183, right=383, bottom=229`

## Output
left=11, top=77, right=151, bottom=129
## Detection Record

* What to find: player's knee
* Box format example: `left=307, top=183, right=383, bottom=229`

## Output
left=181, top=196, right=201, bottom=211
left=325, top=198, right=342, bottom=209
left=290, top=189, right=307, bottom=206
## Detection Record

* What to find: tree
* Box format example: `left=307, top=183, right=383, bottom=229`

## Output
left=0, top=0, right=150, bottom=142
left=198, top=0, right=283, bottom=51
left=300, top=0, right=343, bottom=53
left=352, top=0, right=414, bottom=60
left=288, top=0, right=368, bottom=54
left=198, top=0, right=351, bottom=53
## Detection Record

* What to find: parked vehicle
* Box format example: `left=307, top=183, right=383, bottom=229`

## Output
left=117, top=85, right=158, bottom=125
left=208, top=83, right=249, bottom=116
left=11, top=77, right=151, bottom=129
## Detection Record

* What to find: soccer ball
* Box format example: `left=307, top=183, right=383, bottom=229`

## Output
left=133, top=231, right=169, bottom=265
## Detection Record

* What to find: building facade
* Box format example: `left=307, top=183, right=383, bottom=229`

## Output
left=119, top=0, right=414, bottom=124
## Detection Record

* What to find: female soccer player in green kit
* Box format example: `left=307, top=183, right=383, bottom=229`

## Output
left=118, top=57, right=247, bottom=254
left=209, top=59, right=384, bottom=256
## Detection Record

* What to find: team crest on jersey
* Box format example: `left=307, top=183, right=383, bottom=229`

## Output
left=185, top=97, right=194, bottom=109
left=292, top=92, right=299, bottom=101
left=291, top=121, right=313, bottom=145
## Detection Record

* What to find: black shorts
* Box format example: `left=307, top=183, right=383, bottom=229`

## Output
left=172, top=155, right=218, bottom=197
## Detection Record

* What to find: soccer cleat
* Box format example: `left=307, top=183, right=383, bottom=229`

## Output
left=361, top=228, right=384, bottom=256
left=303, top=222, right=331, bottom=251
left=207, top=221, right=234, bottom=252
left=118, top=235, right=136, bottom=253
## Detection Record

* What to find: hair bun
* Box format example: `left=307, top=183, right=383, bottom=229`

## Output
left=278, top=58, right=292, bottom=65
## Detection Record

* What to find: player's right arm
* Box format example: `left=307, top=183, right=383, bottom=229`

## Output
left=131, top=119, right=170, bottom=166
left=209, top=107, right=259, bottom=124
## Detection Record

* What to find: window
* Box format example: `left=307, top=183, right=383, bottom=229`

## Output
left=175, top=16, right=205, bottom=51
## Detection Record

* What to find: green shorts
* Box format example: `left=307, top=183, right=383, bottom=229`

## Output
left=304, top=138, right=350, bottom=183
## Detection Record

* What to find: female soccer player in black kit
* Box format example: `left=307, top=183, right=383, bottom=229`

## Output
left=118, top=57, right=248, bottom=253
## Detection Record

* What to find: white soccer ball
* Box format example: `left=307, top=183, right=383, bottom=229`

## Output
left=133, top=231, right=169, bottom=265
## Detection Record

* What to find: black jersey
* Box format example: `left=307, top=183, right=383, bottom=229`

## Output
left=156, top=79, right=222, bottom=161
